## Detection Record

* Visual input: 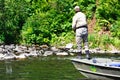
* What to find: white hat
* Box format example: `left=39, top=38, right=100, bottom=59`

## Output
left=74, top=6, right=80, bottom=11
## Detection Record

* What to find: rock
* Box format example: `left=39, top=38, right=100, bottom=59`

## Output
left=98, top=50, right=106, bottom=54
left=40, top=45, right=49, bottom=50
left=110, top=50, right=120, bottom=54
left=5, top=44, right=15, bottom=50
left=1, top=44, right=120, bottom=61
left=16, top=53, right=27, bottom=59
left=13, top=45, right=23, bottom=53
left=3, top=50, right=16, bottom=60
left=56, top=52, right=68, bottom=56
left=69, top=53, right=74, bottom=56
left=51, top=47, right=59, bottom=52
left=65, top=43, right=73, bottom=49
left=3, top=54, right=16, bottom=60
left=0, top=45, right=4, bottom=48
left=0, top=54, right=4, bottom=60
left=0, top=47, right=3, bottom=53
left=95, top=47, right=101, bottom=51
left=69, top=49, right=79, bottom=53
left=28, top=50, right=39, bottom=57
left=43, top=51, right=53, bottom=56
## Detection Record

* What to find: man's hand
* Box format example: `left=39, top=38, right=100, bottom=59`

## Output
left=72, top=27, right=76, bottom=32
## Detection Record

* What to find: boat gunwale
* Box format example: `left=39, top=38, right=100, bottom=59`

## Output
left=71, top=58, right=120, bottom=70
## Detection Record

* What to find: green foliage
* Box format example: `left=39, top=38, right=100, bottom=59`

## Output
left=0, top=0, right=30, bottom=44
left=0, top=35, right=4, bottom=44
left=74, top=0, right=96, bottom=19
left=110, top=20, right=120, bottom=39
left=88, top=33, right=114, bottom=50
left=95, top=0, right=120, bottom=33
left=22, top=12, right=51, bottom=45
left=50, top=31, right=75, bottom=47
left=112, top=37, right=120, bottom=49
left=101, top=35, right=111, bottom=45
left=96, top=0, right=120, bottom=22
left=88, top=33, right=99, bottom=48
left=0, top=0, right=120, bottom=50
left=21, top=0, right=74, bottom=45
left=0, top=0, right=5, bottom=43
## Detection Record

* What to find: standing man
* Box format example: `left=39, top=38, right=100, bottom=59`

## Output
left=72, top=6, right=90, bottom=59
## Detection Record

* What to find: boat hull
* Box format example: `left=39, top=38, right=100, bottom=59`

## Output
left=71, top=58, right=120, bottom=80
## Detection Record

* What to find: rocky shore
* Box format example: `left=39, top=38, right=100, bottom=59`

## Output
left=0, top=43, right=120, bottom=60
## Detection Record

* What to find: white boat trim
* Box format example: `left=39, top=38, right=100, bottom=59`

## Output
left=72, top=58, right=120, bottom=69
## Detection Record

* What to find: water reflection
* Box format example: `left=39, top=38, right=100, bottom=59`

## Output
left=0, top=57, right=107, bottom=80
left=5, top=60, right=12, bottom=74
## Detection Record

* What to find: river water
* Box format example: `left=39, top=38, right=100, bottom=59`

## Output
left=0, top=57, right=86, bottom=80
left=0, top=55, right=119, bottom=80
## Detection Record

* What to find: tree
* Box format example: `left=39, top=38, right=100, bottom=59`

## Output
left=1, top=0, right=31, bottom=44
left=0, top=0, right=5, bottom=44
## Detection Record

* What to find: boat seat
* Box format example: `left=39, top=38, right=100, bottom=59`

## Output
left=109, top=62, right=120, bottom=67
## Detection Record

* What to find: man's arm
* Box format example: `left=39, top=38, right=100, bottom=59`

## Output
left=72, top=16, right=77, bottom=32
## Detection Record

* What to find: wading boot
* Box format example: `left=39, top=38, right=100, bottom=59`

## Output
left=76, top=51, right=82, bottom=59
left=85, top=50, right=91, bottom=60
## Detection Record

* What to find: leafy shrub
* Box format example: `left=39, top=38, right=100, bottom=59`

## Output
left=88, top=33, right=99, bottom=48
left=1, top=0, right=120, bottom=50
left=110, top=20, right=120, bottom=39
left=50, top=31, right=75, bottom=47
left=21, top=13, right=51, bottom=45
left=112, top=38, right=120, bottom=49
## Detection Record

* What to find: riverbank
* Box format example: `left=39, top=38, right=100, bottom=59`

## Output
left=0, top=44, right=120, bottom=60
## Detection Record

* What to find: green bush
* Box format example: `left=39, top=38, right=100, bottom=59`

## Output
left=112, top=38, right=120, bottom=49
left=50, top=31, right=75, bottom=47
left=21, top=13, right=51, bottom=45
left=88, top=33, right=99, bottom=48
left=110, top=20, right=120, bottom=39
left=0, top=0, right=120, bottom=50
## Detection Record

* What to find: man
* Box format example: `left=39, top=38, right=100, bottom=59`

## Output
left=72, top=6, right=90, bottom=59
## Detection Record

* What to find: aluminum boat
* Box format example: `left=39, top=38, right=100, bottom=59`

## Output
left=71, top=58, right=120, bottom=80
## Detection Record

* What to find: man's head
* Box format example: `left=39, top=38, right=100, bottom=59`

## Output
left=74, top=6, right=80, bottom=12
